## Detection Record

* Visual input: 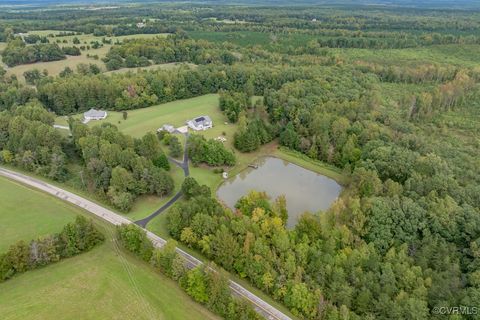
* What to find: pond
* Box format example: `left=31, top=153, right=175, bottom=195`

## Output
left=216, top=157, right=342, bottom=228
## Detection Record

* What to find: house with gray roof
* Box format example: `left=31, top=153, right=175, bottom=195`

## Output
left=186, top=115, right=213, bottom=131
left=83, top=109, right=107, bottom=122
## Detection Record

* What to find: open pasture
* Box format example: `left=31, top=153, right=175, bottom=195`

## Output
left=0, top=176, right=218, bottom=320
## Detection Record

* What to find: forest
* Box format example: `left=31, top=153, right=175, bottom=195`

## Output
left=0, top=2, right=479, bottom=320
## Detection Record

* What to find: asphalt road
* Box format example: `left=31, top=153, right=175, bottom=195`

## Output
left=0, top=166, right=292, bottom=320
left=135, top=132, right=190, bottom=228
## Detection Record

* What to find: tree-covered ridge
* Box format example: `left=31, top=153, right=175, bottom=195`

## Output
left=35, top=63, right=313, bottom=115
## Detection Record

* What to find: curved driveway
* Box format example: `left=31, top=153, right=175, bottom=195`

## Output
left=0, top=167, right=292, bottom=320
left=135, top=132, right=189, bottom=228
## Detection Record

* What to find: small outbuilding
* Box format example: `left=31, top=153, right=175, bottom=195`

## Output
left=158, top=124, right=176, bottom=133
left=83, top=109, right=107, bottom=121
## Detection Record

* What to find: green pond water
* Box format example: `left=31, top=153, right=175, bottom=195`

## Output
left=217, top=157, right=342, bottom=228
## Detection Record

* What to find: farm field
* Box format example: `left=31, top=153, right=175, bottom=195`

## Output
left=1, top=31, right=170, bottom=81
left=0, top=176, right=218, bottom=320
left=0, top=176, right=79, bottom=252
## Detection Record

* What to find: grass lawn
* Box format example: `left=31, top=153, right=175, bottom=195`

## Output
left=0, top=176, right=79, bottom=252
left=55, top=94, right=229, bottom=138
left=54, top=93, right=258, bottom=144
left=0, top=176, right=218, bottom=320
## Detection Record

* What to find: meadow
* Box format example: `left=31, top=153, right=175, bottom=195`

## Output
left=55, top=94, right=228, bottom=138
left=1, top=31, right=170, bottom=81
left=0, top=176, right=219, bottom=320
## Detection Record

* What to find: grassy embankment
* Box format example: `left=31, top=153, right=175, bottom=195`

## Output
left=0, top=176, right=219, bottom=320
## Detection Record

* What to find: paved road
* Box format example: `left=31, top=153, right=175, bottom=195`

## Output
left=135, top=132, right=190, bottom=228
left=0, top=167, right=292, bottom=320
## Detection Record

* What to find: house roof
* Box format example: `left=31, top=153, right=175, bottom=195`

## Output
left=84, top=109, right=106, bottom=118
left=193, top=115, right=212, bottom=125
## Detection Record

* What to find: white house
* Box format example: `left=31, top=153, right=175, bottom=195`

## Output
left=186, top=115, right=213, bottom=131
left=83, top=109, right=107, bottom=121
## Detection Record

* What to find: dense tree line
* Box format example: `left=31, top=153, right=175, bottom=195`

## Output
left=0, top=102, right=68, bottom=181
left=70, top=122, right=174, bottom=211
left=23, top=69, right=48, bottom=85
left=234, top=116, right=273, bottom=152
left=0, top=216, right=104, bottom=282
left=356, top=61, right=459, bottom=84
left=187, top=134, right=235, bottom=167
left=219, top=90, right=251, bottom=123
left=116, top=224, right=261, bottom=320
left=103, top=36, right=238, bottom=71
left=23, top=34, right=49, bottom=44
left=37, top=63, right=314, bottom=115
left=0, top=71, right=37, bottom=111
left=1, top=39, right=65, bottom=67
left=0, top=99, right=175, bottom=212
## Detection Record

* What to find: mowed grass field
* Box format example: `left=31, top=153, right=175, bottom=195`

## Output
left=0, top=176, right=218, bottom=320
left=55, top=94, right=234, bottom=139
left=1, top=30, right=170, bottom=81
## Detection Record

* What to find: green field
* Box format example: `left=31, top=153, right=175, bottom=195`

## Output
left=0, top=177, right=79, bottom=252
left=0, top=176, right=218, bottom=320
left=55, top=94, right=231, bottom=138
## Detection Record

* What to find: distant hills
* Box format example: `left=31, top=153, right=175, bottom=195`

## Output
left=1, top=0, right=479, bottom=10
